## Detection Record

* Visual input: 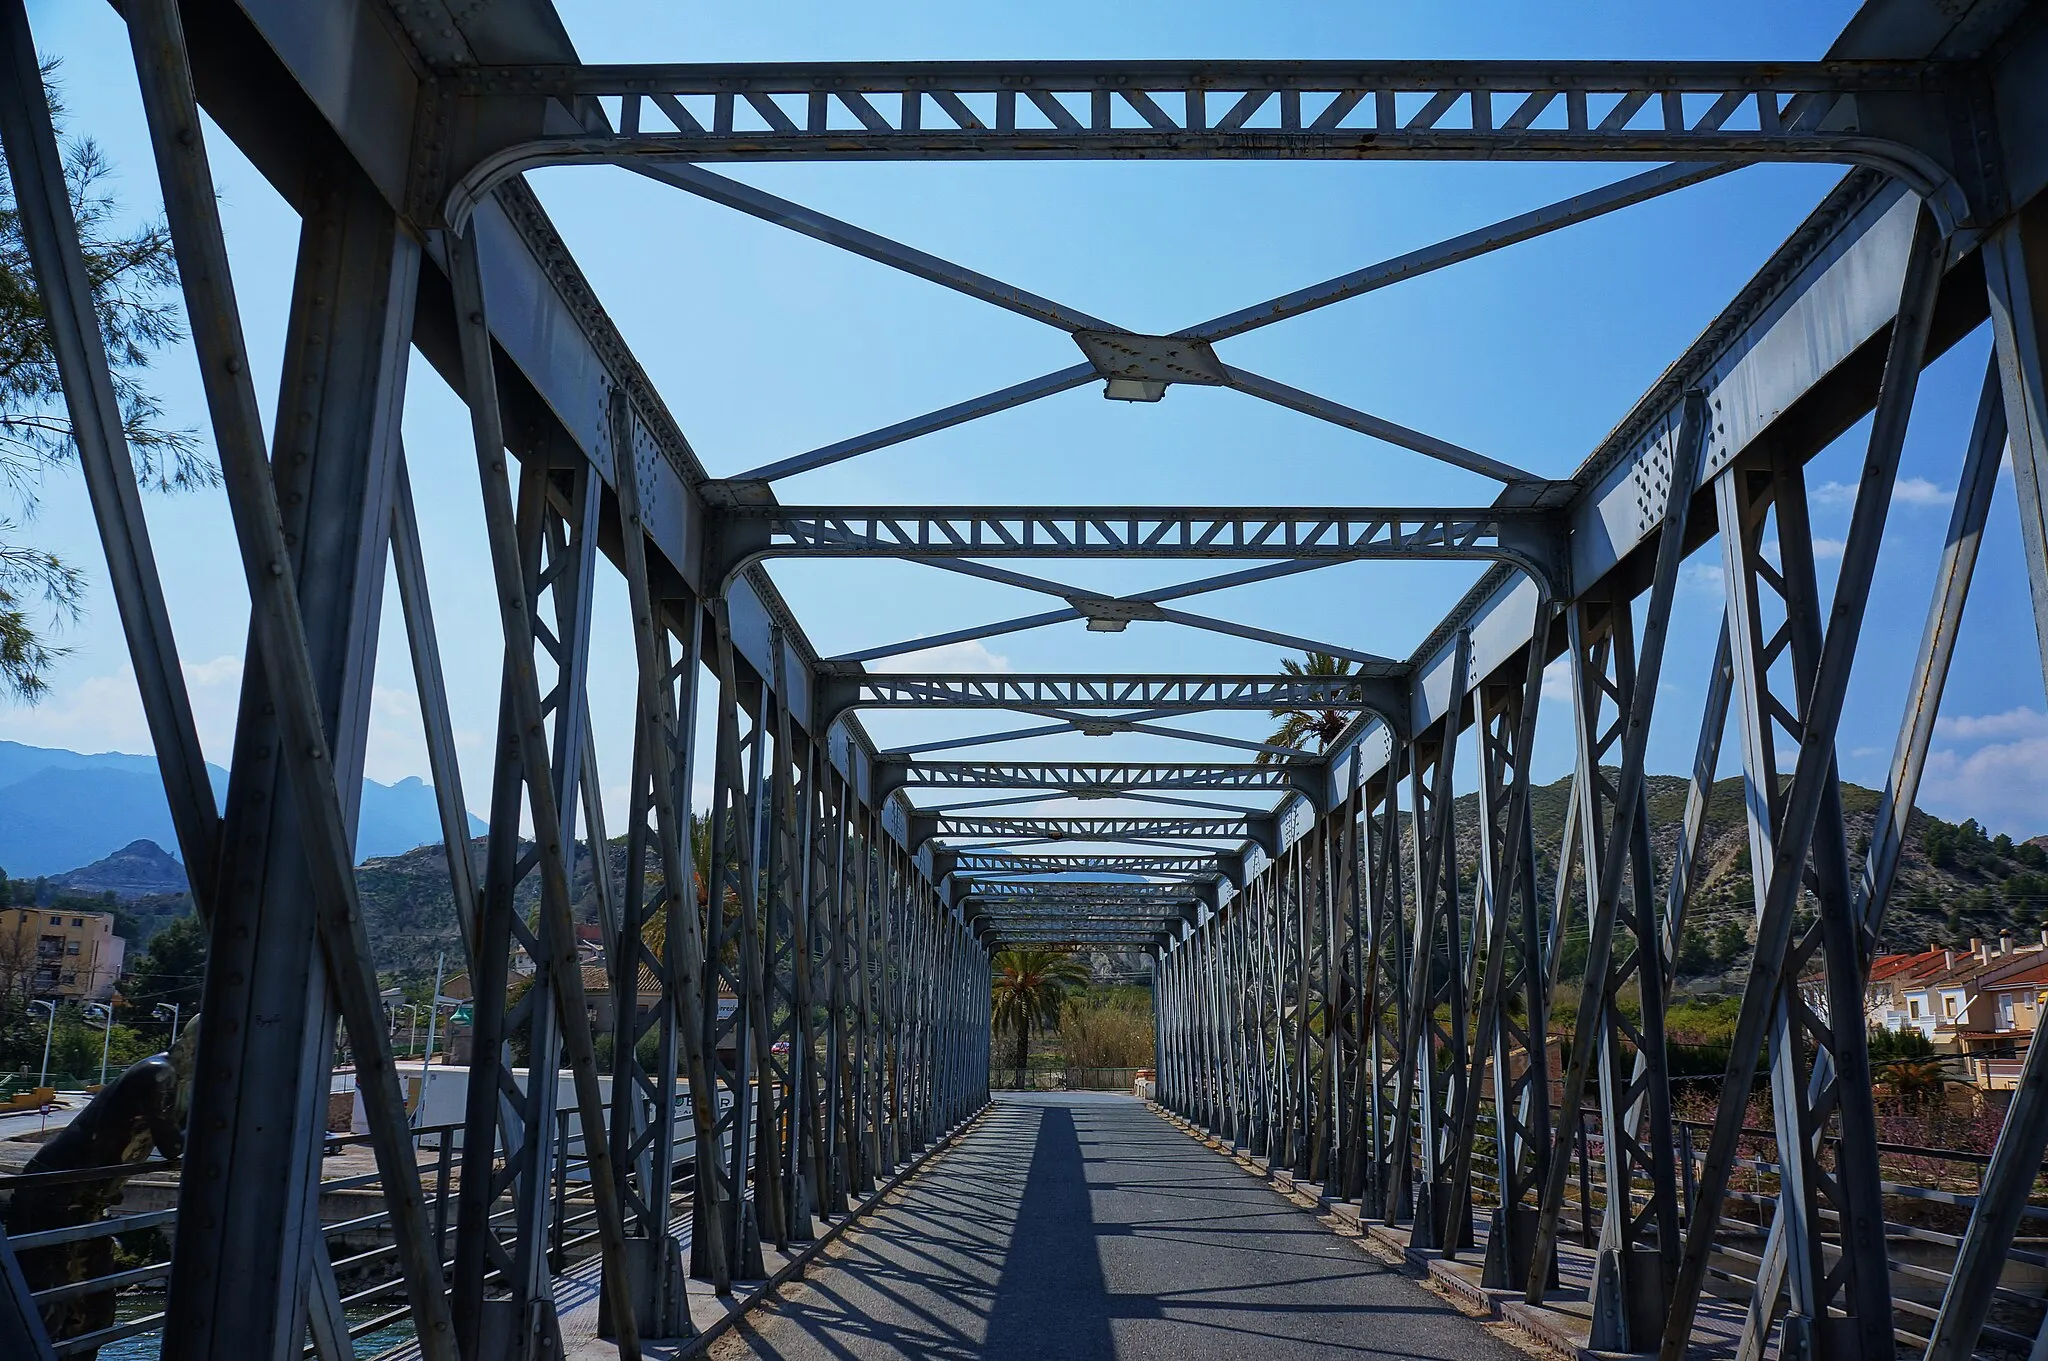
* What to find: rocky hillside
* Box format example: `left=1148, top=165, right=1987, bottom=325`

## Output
left=51, top=839, right=188, bottom=899
left=1440, top=773, right=2048, bottom=990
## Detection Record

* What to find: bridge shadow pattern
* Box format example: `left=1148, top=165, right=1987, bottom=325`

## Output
left=710, top=1093, right=1522, bottom=1360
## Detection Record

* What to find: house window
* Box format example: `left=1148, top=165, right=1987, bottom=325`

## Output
left=47, top=916, right=59, bottom=926
left=1943, top=995, right=1960, bottom=1020
left=1909, top=999, right=1923, bottom=1018
left=65, top=941, right=79, bottom=956
left=2002, top=994, right=2018, bottom=1030
left=70, top=917, right=82, bottom=928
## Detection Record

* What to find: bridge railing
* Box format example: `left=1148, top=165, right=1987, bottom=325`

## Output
left=1451, top=1101, right=2048, bottom=1355
left=0, top=1096, right=705, bottom=1359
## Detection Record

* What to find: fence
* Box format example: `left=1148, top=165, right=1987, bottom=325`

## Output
left=0, top=1101, right=698, bottom=1358
left=1451, top=1100, right=2048, bottom=1357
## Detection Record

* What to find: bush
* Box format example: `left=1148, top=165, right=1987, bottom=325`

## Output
left=1868, top=1025, right=1935, bottom=1062
left=1058, top=993, right=1153, bottom=1069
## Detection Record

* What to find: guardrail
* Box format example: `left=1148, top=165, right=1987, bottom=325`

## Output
left=1170, top=1080, right=2048, bottom=1355
left=1454, top=1101, right=2048, bottom=1356
left=0, top=1096, right=706, bottom=1358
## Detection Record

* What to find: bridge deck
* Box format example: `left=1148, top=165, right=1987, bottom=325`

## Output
left=708, top=1093, right=1523, bottom=1360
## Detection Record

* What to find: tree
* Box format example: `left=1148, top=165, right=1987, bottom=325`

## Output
left=1674, top=925, right=1716, bottom=977
left=1712, top=916, right=1748, bottom=968
left=123, top=911, right=206, bottom=1017
left=1, top=62, right=214, bottom=699
left=1259, top=651, right=1365, bottom=765
left=990, top=948, right=1089, bottom=1088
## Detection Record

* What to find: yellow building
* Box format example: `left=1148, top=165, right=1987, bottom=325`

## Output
left=0, top=907, right=126, bottom=1002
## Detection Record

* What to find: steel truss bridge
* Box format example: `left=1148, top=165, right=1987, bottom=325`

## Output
left=0, top=0, right=2045, bottom=1359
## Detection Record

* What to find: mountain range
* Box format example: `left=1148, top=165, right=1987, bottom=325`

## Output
left=0, top=740, right=484, bottom=878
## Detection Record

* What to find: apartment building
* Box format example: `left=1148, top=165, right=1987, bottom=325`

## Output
left=0, top=907, right=126, bottom=1002
left=1867, top=931, right=2048, bottom=1089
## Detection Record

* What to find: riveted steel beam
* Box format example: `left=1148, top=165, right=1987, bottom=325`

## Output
left=709, top=504, right=1563, bottom=589
left=438, top=61, right=1969, bottom=232
left=819, top=672, right=1407, bottom=730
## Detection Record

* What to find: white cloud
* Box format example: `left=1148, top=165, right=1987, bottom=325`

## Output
left=1934, top=707, right=2048, bottom=742
left=1921, top=737, right=2048, bottom=836
left=1895, top=477, right=1950, bottom=507
left=1541, top=655, right=1572, bottom=701
left=1811, top=537, right=1845, bottom=560
left=0, top=654, right=244, bottom=764
left=1919, top=708, right=2048, bottom=836
left=1811, top=476, right=1947, bottom=508
left=869, top=640, right=1014, bottom=673
left=1680, top=561, right=1725, bottom=596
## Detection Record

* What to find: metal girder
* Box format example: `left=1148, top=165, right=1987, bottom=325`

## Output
left=1524, top=394, right=1706, bottom=1348
left=933, top=814, right=1251, bottom=839
left=962, top=883, right=1198, bottom=901
left=1449, top=622, right=1553, bottom=1292
left=446, top=228, right=645, bottom=1357
left=881, top=760, right=1306, bottom=794
left=607, top=388, right=725, bottom=1323
left=710, top=504, right=1561, bottom=586
left=953, top=852, right=1226, bottom=875
left=1662, top=206, right=1947, bottom=1361
left=1352, top=771, right=1409, bottom=1220
left=1394, top=634, right=1472, bottom=1254
left=697, top=603, right=772, bottom=1280
left=438, top=60, right=1969, bottom=230
left=118, top=7, right=459, bottom=1359
left=1921, top=192, right=2048, bottom=1361
left=824, top=671, right=1405, bottom=720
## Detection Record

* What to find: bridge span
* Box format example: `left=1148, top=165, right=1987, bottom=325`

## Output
left=3, top=0, right=2048, bottom=1358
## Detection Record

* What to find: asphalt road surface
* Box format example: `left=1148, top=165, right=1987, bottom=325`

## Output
left=709, top=1092, right=1526, bottom=1360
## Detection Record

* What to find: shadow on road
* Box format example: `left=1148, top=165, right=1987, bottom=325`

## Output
left=983, top=1104, right=1115, bottom=1359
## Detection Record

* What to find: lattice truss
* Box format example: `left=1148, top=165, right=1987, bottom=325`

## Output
left=4, top=2, right=2048, bottom=1361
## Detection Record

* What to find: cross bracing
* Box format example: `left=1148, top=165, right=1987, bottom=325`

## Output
left=5, top=2, right=2048, bottom=1360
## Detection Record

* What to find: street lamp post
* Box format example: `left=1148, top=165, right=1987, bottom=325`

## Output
left=83, top=1002, right=114, bottom=1087
left=152, top=1002, right=181, bottom=1047
left=27, top=999, right=55, bottom=1087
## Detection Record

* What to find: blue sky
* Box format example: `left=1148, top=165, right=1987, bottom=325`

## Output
left=11, top=0, right=2048, bottom=845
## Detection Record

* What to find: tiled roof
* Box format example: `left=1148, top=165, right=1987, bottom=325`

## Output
left=1983, top=960, right=2048, bottom=991
left=1870, top=950, right=1945, bottom=984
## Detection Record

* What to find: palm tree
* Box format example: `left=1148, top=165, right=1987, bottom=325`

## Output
left=1259, top=651, right=1362, bottom=765
left=990, top=948, right=1090, bottom=1089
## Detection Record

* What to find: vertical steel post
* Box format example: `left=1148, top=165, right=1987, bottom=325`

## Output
left=1398, top=634, right=1470, bottom=1250
left=606, top=388, right=727, bottom=1322
left=1661, top=207, right=1945, bottom=1361
left=120, top=5, right=457, bottom=1356
left=1914, top=206, right=2048, bottom=1358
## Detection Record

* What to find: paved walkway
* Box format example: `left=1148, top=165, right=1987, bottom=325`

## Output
left=710, top=1093, right=1527, bottom=1360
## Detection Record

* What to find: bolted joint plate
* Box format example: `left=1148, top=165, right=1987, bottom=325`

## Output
left=1067, top=596, right=1168, bottom=632
left=1074, top=331, right=1230, bottom=402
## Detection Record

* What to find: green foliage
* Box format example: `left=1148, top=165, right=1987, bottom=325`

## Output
left=1867, top=1025, right=1935, bottom=1063
left=0, top=63, right=215, bottom=699
left=990, top=948, right=1089, bottom=1086
left=1674, top=925, right=1717, bottom=977
left=0, top=1002, right=152, bottom=1081
left=2004, top=869, right=2048, bottom=913
left=123, top=910, right=207, bottom=1016
left=1675, top=917, right=1749, bottom=977
left=1057, top=991, right=1154, bottom=1069
left=590, top=1026, right=663, bottom=1076
left=1259, top=651, right=1365, bottom=764
left=1713, top=916, right=1747, bottom=964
